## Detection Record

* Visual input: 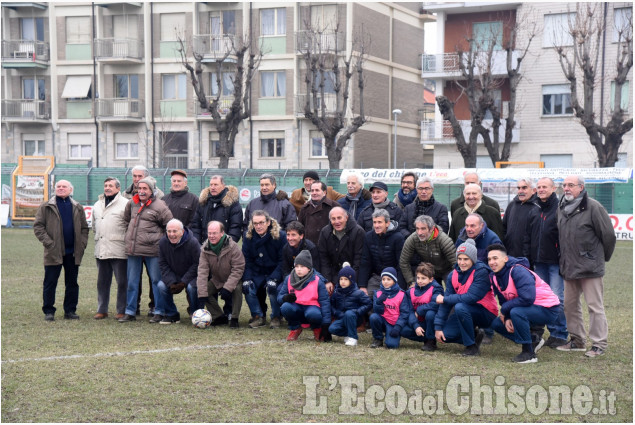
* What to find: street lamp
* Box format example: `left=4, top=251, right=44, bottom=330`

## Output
left=392, top=108, right=402, bottom=169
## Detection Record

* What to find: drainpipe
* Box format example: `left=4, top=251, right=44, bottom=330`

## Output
left=599, top=2, right=608, bottom=143
left=150, top=2, right=156, bottom=168
left=249, top=2, right=253, bottom=169
left=92, top=2, right=99, bottom=167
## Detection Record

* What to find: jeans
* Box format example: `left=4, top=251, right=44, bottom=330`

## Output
left=157, top=279, right=197, bottom=318
left=42, top=254, right=79, bottom=315
left=413, top=308, right=437, bottom=341
left=126, top=256, right=162, bottom=316
left=245, top=279, right=280, bottom=319
left=492, top=305, right=560, bottom=344
left=280, top=302, right=323, bottom=330
left=534, top=262, right=568, bottom=340
left=440, top=303, right=497, bottom=347
left=369, top=313, right=402, bottom=348
left=329, top=310, right=364, bottom=339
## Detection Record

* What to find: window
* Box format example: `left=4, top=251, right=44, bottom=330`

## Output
left=260, top=71, right=286, bottom=97
left=66, top=16, right=91, bottom=44
left=209, top=133, right=234, bottom=157
left=61, top=76, right=92, bottom=100
left=311, top=4, right=337, bottom=30
left=541, top=154, right=572, bottom=168
left=115, top=133, right=139, bottom=159
left=542, top=84, right=573, bottom=116
left=68, top=133, right=92, bottom=159
left=210, top=11, right=236, bottom=36
left=160, top=131, right=188, bottom=168
left=23, top=138, right=45, bottom=156
left=613, top=8, right=633, bottom=42
left=615, top=153, right=628, bottom=168
left=261, top=8, right=286, bottom=36
left=476, top=155, right=494, bottom=168
left=314, top=71, right=336, bottom=94
left=113, top=15, right=138, bottom=39
left=472, top=21, right=503, bottom=51
left=115, top=75, right=139, bottom=99
left=611, top=81, right=630, bottom=111
left=484, top=90, right=502, bottom=120
left=543, top=13, right=575, bottom=47
left=310, top=131, right=327, bottom=157
left=210, top=72, right=234, bottom=96
left=23, top=78, right=45, bottom=100
left=160, top=13, right=185, bottom=41
left=162, top=74, right=187, bottom=99
left=260, top=131, right=285, bottom=158
left=21, top=18, right=44, bottom=41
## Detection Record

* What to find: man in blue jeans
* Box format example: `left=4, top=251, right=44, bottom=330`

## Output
left=157, top=219, right=200, bottom=324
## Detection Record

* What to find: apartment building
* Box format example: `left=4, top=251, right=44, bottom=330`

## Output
left=1, top=2, right=433, bottom=169
left=421, top=2, right=633, bottom=168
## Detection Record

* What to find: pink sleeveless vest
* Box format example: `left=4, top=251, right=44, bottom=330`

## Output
left=451, top=269, right=499, bottom=316
left=409, top=286, right=434, bottom=322
left=288, top=275, right=321, bottom=307
left=492, top=265, right=560, bottom=308
left=376, top=289, right=405, bottom=326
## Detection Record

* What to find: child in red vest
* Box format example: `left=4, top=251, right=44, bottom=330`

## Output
left=369, top=267, right=411, bottom=349
left=402, top=263, right=444, bottom=352
left=329, top=266, right=372, bottom=346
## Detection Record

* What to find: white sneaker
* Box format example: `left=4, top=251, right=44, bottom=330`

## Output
left=345, top=337, right=358, bottom=346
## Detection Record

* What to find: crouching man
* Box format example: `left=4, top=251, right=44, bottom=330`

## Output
left=487, top=244, right=561, bottom=363
left=278, top=250, right=331, bottom=341
left=197, top=221, right=245, bottom=328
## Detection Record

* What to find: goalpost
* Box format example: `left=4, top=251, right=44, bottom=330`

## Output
left=495, top=161, right=545, bottom=168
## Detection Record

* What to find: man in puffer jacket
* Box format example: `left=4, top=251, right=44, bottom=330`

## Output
left=454, top=213, right=502, bottom=262
left=328, top=266, right=372, bottom=346
left=243, top=173, right=296, bottom=233
left=191, top=175, right=243, bottom=244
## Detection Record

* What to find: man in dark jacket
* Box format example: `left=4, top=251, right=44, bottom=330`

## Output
left=157, top=219, right=200, bottom=324
left=449, top=184, right=504, bottom=241
left=34, top=180, right=89, bottom=321
left=392, top=171, right=417, bottom=209
left=556, top=175, right=616, bottom=357
left=357, top=181, right=403, bottom=232
left=450, top=172, right=500, bottom=215
left=400, top=176, right=449, bottom=237
left=455, top=213, right=502, bottom=262
left=243, top=173, right=296, bottom=233
left=358, top=209, right=406, bottom=293
left=161, top=170, right=199, bottom=229
left=318, top=206, right=365, bottom=295
left=502, top=177, right=539, bottom=257
left=191, top=175, right=242, bottom=243
left=338, top=171, right=372, bottom=220
left=281, top=221, right=320, bottom=278
left=298, top=181, right=340, bottom=245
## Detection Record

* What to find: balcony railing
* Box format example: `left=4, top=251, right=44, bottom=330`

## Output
left=1, top=99, right=50, bottom=120
left=421, top=118, right=520, bottom=144
left=192, top=34, right=236, bottom=60
left=95, top=98, right=143, bottom=119
left=421, top=50, right=518, bottom=78
left=296, top=93, right=339, bottom=116
left=1, top=40, right=49, bottom=63
left=195, top=96, right=234, bottom=118
left=94, top=38, right=143, bottom=60
left=295, top=31, right=345, bottom=54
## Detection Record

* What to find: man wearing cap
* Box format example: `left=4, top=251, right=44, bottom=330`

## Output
left=191, top=175, right=243, bottom=244
left=123, top=164, right=165, bottom=200
left=162, top=170, right=199, bottom=229
left=290, top=170, right=344, bottom=215
left=356, top=181, right=403, bottom=232
left=119, top=177, right=173, bottom=323
left=298, top=181, right=340, bottom=245
left=243, top=173, right=297, bottom=233
left=393, top=171, right=418, bottom=209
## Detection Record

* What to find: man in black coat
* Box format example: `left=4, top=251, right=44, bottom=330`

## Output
left=162, top=170, right=199, bottom=229
left=356, top=181, right=403, bottom=232
left=450, top=172, right=500, bottom=215
left=191, top=175, right=243, bottom=243
left=399, top=176, right=449, bottom=238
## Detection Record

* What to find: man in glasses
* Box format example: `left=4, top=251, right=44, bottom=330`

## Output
left=399, top=176, right=449, bottom=238
left=502, top=177, right=540, bottom=259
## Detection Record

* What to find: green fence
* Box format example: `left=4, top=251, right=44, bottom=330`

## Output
left=1, top=164, right=632, bottom=214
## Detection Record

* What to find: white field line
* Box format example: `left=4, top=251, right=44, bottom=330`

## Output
left=2, top=339, right=287, bottom=364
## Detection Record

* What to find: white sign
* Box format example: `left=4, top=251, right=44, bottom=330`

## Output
left=610, top=214, right=633, bottom=241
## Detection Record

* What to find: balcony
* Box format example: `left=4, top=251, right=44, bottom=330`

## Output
left=1, top=40, right=49, bottom=68
left=94, top=38, right=143, bottom=63
left=296, top=94, right=338, bottom=117
left=1, top=99, right=50, bottom=121
left=295, top=31, right=345, bottom=54
left=421, top=50, right=518, bottom=79
left=195, top=96, right=233, bottom=119
left=420, top=118, right=520, bottom=145
left=192, top=35, right=237, bottom=63
left=95, top=98, right=143, bottom=121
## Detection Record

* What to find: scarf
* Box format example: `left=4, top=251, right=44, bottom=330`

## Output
left=414, top=195, right=436, bottom=218
left=397, top=189, right=417, bottom=208
left=560, top=190, right=586, bottom=217
left=260, top=191, right=276, bottom=203
left=104, top=193, right=116, bottom=208
left=208, top=187, right=228, bottom=207
left=207, top=234, right=227, bottom=255
left=372, top=199, right=390, bottom=210
left=345, top=190, right=363, bottom=218
left=464, top=200, right=482, bottom=214
left=289, top=268, right=314, bottom=291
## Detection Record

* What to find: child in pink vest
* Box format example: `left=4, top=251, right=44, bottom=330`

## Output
left=487, top=244, right=561, bottom=363
left=403, top=263, right=444, bottom=352
left=369, top=267, right=411, bottom=349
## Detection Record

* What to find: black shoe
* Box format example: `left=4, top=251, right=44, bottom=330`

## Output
left=421, top=339, right=437, bottom=352
left=545, top=336, right=568, bottom=349
left=64, top=312, right=80, bottom=320
left=159, top=315, right=180, bottom=325
left=474, top=328, right=485, bottom=349
left=118, top=314, right=136, bottom=322
left=481, top=334, right=493, bottom=345
left=44, top=313, right=55, bottom=321
left=462, top=344, right=480, bottom=356
left=370, top=338, right=383, bottom=349
left=147, top=308, right=155, bottom=317
left=229, top=318, right=239, bottom=328
left=211, top=316, right=229, bottom=327
left=149, top=314, right=163, bottom=323
left=513, top=351, right=538, bottom=363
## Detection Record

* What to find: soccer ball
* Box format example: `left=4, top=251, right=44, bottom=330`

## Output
left=191, top=309, right=212, bottom=329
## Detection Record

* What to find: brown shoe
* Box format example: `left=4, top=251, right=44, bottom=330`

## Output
left=115, top=313, right=125, bottom=320
left=94, top=313, right=108, bottom=320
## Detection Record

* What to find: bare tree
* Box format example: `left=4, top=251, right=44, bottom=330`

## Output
left=436, top=10, right=537, bottom=167
left=554, top=4, right=633, bottom=167
left=178, top=35, right=262, bottom=168
left=298, top=22, right=368, bottom=169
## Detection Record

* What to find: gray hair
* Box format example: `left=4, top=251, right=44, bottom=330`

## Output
left=251, top=209, right=272, bottom=222
left=104, top=176, right=121, bottom=189
left=464, top=172, right=480, bottom=184
left=329, top=206, right=348, bottom=220
left=132, top=165, right=149, bottom=176
left=56, top=179, right=74, bottom=194
left=371, top=208, right=390, bottom=222
left=210, top=175, right=225, bottom=184
left=463, top=183, right=482, bottom=196
left=573, top=175, right=585, bottom=186
left=537, top=177, right=555, bottom=187
left=416, top=176, right=434, bottom=189
left=414, top=214, right=435, bottom=229
left=465, top=213, right=484, bottom=225
left=260, top=173, right=276, bottom=187
left=517, top=177, right=535, bottom=189
left=167, top=218, right=184, bottom=230
left=346, top=171, right=365, bottom=187
left=207, top=220, right=225, bottom=233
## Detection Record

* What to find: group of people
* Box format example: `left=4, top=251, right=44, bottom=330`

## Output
left=33, top=167, right=616, bottom=363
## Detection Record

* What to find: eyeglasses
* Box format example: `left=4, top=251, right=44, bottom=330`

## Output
left=562, top=183, right=581, bottom=188
left=417, top=187, right=433, bottom=191
left=253, top=220, right=268, bottom=227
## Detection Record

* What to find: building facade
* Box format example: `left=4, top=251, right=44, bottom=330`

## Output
left=1, top=2, right=433, bottom=169
left=421, top=1, right=633, bottom=168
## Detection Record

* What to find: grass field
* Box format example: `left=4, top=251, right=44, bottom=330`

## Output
left=1, top=227, right=632, bottom=422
